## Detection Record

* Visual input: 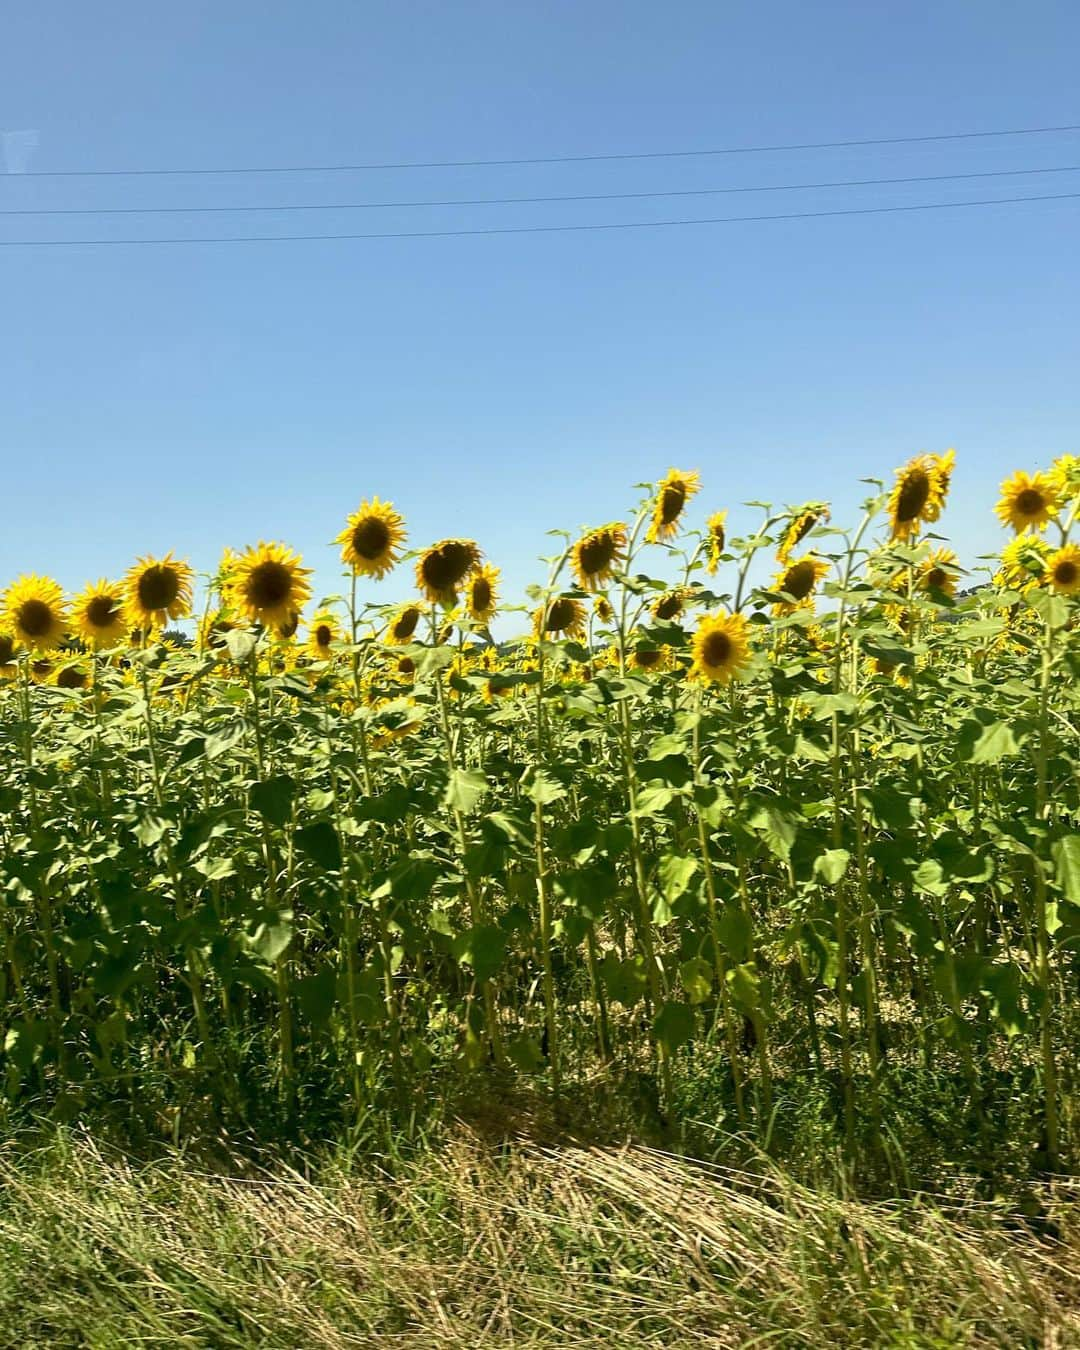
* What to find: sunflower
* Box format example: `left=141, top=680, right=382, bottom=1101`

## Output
left=1046, top=544, right=1080, bottom=596
left=690, top=611, right=752, bottom=684
left=124, top=553, right=194, bottom=630
left=273, top=609, right=301, bottom=640
left=887, top=455, right=947, bottom=541
left=922, top=449, right=955, bottom=523
left=383, top=602, right=424, bottom=644
left=916, top=548, right=961, bottom=598
left=572, top=523, right=627, bottom=590
left=593, top=595, right=614, bottom=624
left=651, top=587, right=688, bottom=622
left=227, top=542, right=312, bottom=628
left=995, top=470, right=1061, bottom=533
left=415, top=539, right=482, bottom=604
left=335, top=497, right=407, bottom=579
left=2, top=575, right=69, bottom=651
left=29, top=656, right=55, bottom=684
left=71, top=579, right=127, bottom=647
left=533, top=596, right=587, bottom=640
left=196, top=609, right=245, bottom=653
left=306, top=611, right=343, bottom=661
left=994, top=535, right=1050, bottom=591
left=1049, top=453, right=1080, bottom=501
left=466, top=563, right=500, bottom=623
left=772, top=555, right=830, bottom=614
left=704, top=510, right=728, bottom=574
left=0, top=631, right=18, bottom=680
left=54, top=659, right=89, bottom=691
left=629, top=642, right=672, bottom=673
left=777, top=504, right=830, bottom=562
left=647, top=469, right=701, bottom=543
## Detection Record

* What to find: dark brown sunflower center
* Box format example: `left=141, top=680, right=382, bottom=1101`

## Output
left=277, top=612, right=299, bottom=639
left=654, top=593, right=683, bottom=620
left=0, top=635, right=16, bottom=664
left=1054, top=560, right=1078, bottom=586
left=137, top=565, right=180, bottom=612
left=875, top=659, right=897, bottom=676
left=56, top=666, right=87, bottom=689
left=782, top=561, right=817, bottom=601
left=634, top=649, right=663, bottom=668
left=579, top=534, right=616, bottom=576
left=545, top=598, right=576, bottom=632
left=397, top=656, right=416, bottom=675
left=392, top=607, right=421, bottom=640
left=352, top=516, right=392, bottom=559
left=895, top=469, right=931, bottom=523
left=792, top=513, right=817, bottom=547
left=470, top=578, right=493, bottom=612
left=32, top=660, right=53, bottom=679
left=421, top=542, right=476, bottom=593
left=316, top=624, right=333, bottom=646
left=86, top=595, right=118, bottom=628
left=246, top=560, right=293, bottom=609
left=17, top=598, right=55, bottom=639
left=710, top=524, right=725, bottom=550
left=1015, top=488, right=1046, bottom=516
left=660, top=482, right=687, bottom=525
left=924, top=567, right=948, bottom=589
left=702, top=631, right=731, bottom=666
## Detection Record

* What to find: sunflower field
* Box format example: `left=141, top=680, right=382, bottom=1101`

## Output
left=1, top=454, right=1079, bottom=1170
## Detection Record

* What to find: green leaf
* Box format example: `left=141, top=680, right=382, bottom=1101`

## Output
left=520, top=767, right=566, bottom=806
left=297, top=964, right=338, bottom=1029
left=965, top=720, right=1021, bottom=765
left=680, top=957, right=713, bottom=1006
left=445, top=768, right=488, bottom=815
left=295, top=821, right=342, bottom=871
left=452, top=924, right=506, bottom=982
left=659, top=854, right=699, bottom=902
left=632, top=785, right=676, bottom=819
left=250, top=775, right=296, bottom=828
left=653, top=1000, right=695, bottom=1052
left=1052, top=835, right=1080, bottom=903
left=225, top=630, right=257, bottom=664
left=248, top=914, right=294, bottom=964
left=506, top=1035, right=545, bottom=1073
left=814, top=849, right=850, bottom=885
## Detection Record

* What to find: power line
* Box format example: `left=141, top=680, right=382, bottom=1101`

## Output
left=7, top=121, right=1080, bottom=178
left=4, top=162, right=1080, bottom=217
left=2, top=189, right=1077, bottom=246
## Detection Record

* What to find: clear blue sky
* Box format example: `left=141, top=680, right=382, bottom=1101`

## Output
left=2, top=2, right=1078, bottom=620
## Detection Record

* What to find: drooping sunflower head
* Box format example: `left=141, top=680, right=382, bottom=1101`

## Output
left=593, top=594, right=614, bottom=625
left=335, top=497, right=407, bottom=579
left=995, top=470, right=1061, bottom=534
left=385, top=602, right=426, bottom=644
left=72, top=579, right=127, bottom=647
left=704, top=510, right=728, bottom=575
left=647, top=469, right=701, bottom=543
left=29, top=656, right=55, bottom=684
left=272, top=609, right=301, bottom=641
left=887, top=455, right=946, bottom=541
left=196, top=608, right=245, bottom=654
left=533, top=596, right=587, bottom=640
left=777, top=503, right=830, bottom=562
left=2, top=575, right=69, bottom=651
left=629, top=641, right=672, bottom=674
left=124, top=553, right=195, bottom=629
left=690, top=611, right=752, bottom=685
left=916, top=548, right=961, bottom=598
left=921, top=449, right=955, bottom=523
left=54, top=659, right=90, bottom=692
left=227, top=542, right=312, bottom=628
left=651, top=588, right=688, bottom=622
left=572, top=523, right=627, bottom=590
left=1046, top=543, right=1080, bottom=596
left=415, top=539, right=482, bottom=604
left=772, top=555, right=830, bottom=614
left=1050, top=453, right=1080, bottom=501
left=466, top=562, right=500, bottom=623
left=306, top=611, right=342, bottom=661
left=994, top=535, right=1051, bottom=591
left=0, top=630, right=18, bottom=679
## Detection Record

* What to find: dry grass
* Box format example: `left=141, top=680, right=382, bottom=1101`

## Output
left=0, top=1130, right=1077, bottom=1348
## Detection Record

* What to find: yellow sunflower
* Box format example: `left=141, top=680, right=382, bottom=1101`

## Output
left=196, top=608, right=246, bottom=654
left=572, top=523, right=627, bottom=590
left=2, top=575, right=69, bottom=651
left=916, top=548, right=961, bottom=598
left=1049, top=453, right=1080, bottom=501
left=887, top=454, right=947, bottom=541
left=124, top=553, right=194, bottom=629
left=772, top=555, right=830, bottom=614
left=533, top=596, right=587, bottom=640
left=335, top=497, right=407, bottom=579
left=1046, top=544, right=1080, bottom=595
left=777, top=504, right=830, bottom=562
left=306, top=611, right=343, bottom=661
left=0, top=631, right=19, bottom=680
left=647, top=468, right=701, bottom=543
left=273, top=609, right=301, bottom=641
left=629, top=642, right=673, bottom=673
left=227, top=542, right=312, bottom=628
left=705, top=510, right=728, bottom=574
left=385, top=602, right=425, bottom=644
left=54, top=659, right=90, bottom=691
left=71, top=579, right=127, bottom=647
left=465, top=562, right=500, bottom=623
left=994, top=535, right=1051, bottom=591
left=593, top=595, right=614, bottom=624
left=922, top=449, right=955, bottom=523
left=29, top=656, right=55, bottom=684
left=995, top=470, right=1061, bottom=533
left=650, top=587, right=688, bottom=622
left=690, top=611, right=752, bottom=684
left=415, top=539, right=482, bottom=604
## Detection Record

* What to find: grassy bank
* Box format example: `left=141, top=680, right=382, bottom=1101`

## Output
left=1, top=1125, right=1077, bottom=1348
